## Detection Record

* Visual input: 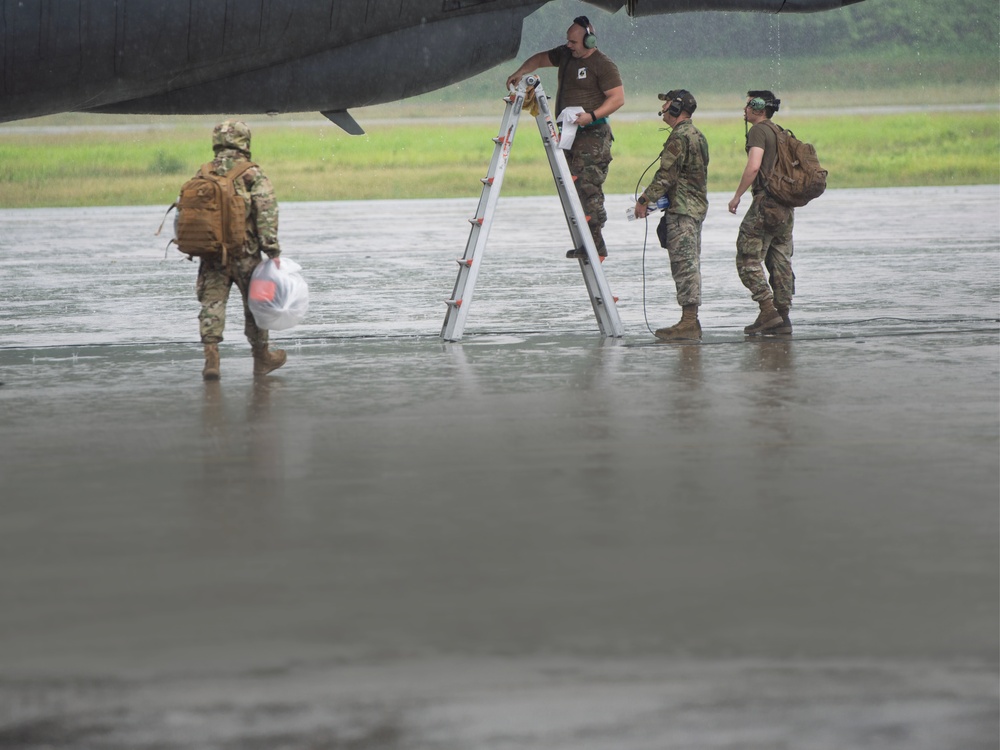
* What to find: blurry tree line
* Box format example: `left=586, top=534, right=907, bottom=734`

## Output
left=521, top=0, right=999, bottom=58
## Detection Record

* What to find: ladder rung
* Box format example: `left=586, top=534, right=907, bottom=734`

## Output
left=481, top=177, right=494, bottom=185
left=456, top=258, right=473, bottom=267
left=446, top=299, right=463, bottom=307
left=468, top=218, right=484, bottom=226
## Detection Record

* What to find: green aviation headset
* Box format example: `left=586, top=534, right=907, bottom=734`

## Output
left=573, top=16, right=597, bottom=49
left=748, top=95, right=781, bottom=112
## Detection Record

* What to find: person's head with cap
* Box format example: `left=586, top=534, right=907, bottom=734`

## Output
left=658, top=89, right=697, bottom=126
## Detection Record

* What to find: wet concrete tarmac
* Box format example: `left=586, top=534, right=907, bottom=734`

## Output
left=0, top=186, right=997, bottom=748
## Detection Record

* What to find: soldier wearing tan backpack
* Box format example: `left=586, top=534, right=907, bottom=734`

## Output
left=728, top=91, right=826, bottom=337
left=170, top=120, right=287, bottom=380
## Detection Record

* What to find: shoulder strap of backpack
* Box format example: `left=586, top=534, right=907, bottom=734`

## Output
left=761, top=119, right=784, bottom=139
left=217, top=160, right=257, bottom=186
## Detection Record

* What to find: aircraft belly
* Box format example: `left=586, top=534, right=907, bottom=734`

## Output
left=87, top=8, right=532, bottom=117
left=0, top=0, right=519, bottom=121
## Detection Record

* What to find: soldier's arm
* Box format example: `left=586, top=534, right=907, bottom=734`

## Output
left=640, top=139, right=683, bottom=206
left=597, top=85, right=624, bottom=119
left=506, top=51, right=555, bottom=90
left=728, top=146, right=763, bottom=214
left=250, top=171, right=281, bottom=258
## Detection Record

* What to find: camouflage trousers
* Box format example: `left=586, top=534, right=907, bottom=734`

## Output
left=736, top=192, right=795, bottom=309
left=567, top=123, right=613, bottom=256
left=657, top=213, right=703, bottom=307
left=197, top=251, right=269, bottom=348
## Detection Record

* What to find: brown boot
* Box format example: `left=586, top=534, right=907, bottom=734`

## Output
left=766, top=306, right=793, bottom=335
left=744, top=299, right=783, bottom=336
left=252, top=345, right=287, bottom=376
left=202, top=343, right=220, bottom=381
left=655, top=305, right=702, bottom=341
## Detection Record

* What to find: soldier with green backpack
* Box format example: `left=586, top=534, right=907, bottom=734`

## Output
left=728, top=91, right=827, bottom=337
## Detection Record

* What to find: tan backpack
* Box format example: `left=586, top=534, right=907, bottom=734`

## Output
left=761, top=120, right=827, bottom=208
left=159, top=161, right=255, bottom=264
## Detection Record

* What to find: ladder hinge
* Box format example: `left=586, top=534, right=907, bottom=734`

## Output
left=481, top=177, right=494, bottom=185
left=468, top=218, right=484, bottom=226
left=456, top=258, right=473, bottom=267
left=446, top=299, right=463, bottom=307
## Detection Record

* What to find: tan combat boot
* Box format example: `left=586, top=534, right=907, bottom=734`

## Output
left=655, top=305, right=702, bottom=341
left=744, top=299, right=783, bottom=335
left=252, top=345, right=287, bottom=376
left=767, top=305, right=793, bottom=335
left=203, top=343, right=220, bottom=381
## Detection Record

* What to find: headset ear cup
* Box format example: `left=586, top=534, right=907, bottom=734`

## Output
left=584, top=32, right=596, bottom=49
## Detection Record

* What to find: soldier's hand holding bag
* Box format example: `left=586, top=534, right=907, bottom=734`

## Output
left=249, top=256, right=309, bottom=331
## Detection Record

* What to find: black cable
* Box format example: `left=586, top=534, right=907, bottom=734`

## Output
left=633, top=154, right=662, bottom=336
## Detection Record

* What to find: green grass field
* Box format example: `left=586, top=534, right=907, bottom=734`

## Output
left=0, top=108, right=996, bottom=208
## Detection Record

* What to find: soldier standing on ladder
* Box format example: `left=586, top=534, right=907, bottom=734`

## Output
left=505, top=15, right=624, bottom=259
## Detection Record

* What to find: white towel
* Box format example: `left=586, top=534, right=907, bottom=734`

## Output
left=556, top=107, right=585, bottom=150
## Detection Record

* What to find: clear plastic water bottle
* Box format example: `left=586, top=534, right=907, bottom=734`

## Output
left=626, top=194, right=670, bottom=221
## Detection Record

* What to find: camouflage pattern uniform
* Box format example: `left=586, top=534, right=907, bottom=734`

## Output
left=568, top=122, right=613, bottom=257
left=736, top=192, right=794, bottom=308
left=640, top=119, right=709, bottom=307
left=737, top=121, right=795, bottom=309
left=195, top=120, right=281, bottom=348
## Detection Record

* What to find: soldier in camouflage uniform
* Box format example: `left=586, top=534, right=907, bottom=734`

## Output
left=728, top=91, right=794, bottom=336
left=634, top=90, right=709, bottom=341
left=506, top=16, right=624, bottom=258
left=196, top=120, right=286, bottom=380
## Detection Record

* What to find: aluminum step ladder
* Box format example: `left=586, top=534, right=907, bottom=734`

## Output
left=441, top=74, right=624, bottom=342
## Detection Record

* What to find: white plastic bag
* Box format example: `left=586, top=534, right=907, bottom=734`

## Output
left=248, top=256, right=309, bottom=331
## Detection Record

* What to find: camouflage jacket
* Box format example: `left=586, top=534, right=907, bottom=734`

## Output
left=210, top=148, right=281, bottom=258
left=641, top=119, right=709, bottom=222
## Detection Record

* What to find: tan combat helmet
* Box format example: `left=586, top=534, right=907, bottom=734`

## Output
left=212, top=119, right=252, bottom=156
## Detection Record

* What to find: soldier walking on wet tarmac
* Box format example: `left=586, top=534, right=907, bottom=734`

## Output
left=633, top=90, right=709, bottom=341
left=728, top=91, right=794, bottom=336
left=193, top=120, right=287, bottom=380
left=506, top=16, right=624, bottom=259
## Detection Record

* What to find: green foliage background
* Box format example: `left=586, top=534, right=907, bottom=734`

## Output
left=1, top=111, right=995, bottom=207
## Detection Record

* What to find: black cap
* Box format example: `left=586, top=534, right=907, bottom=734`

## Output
left=658, top=89, right=697, bottom=115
